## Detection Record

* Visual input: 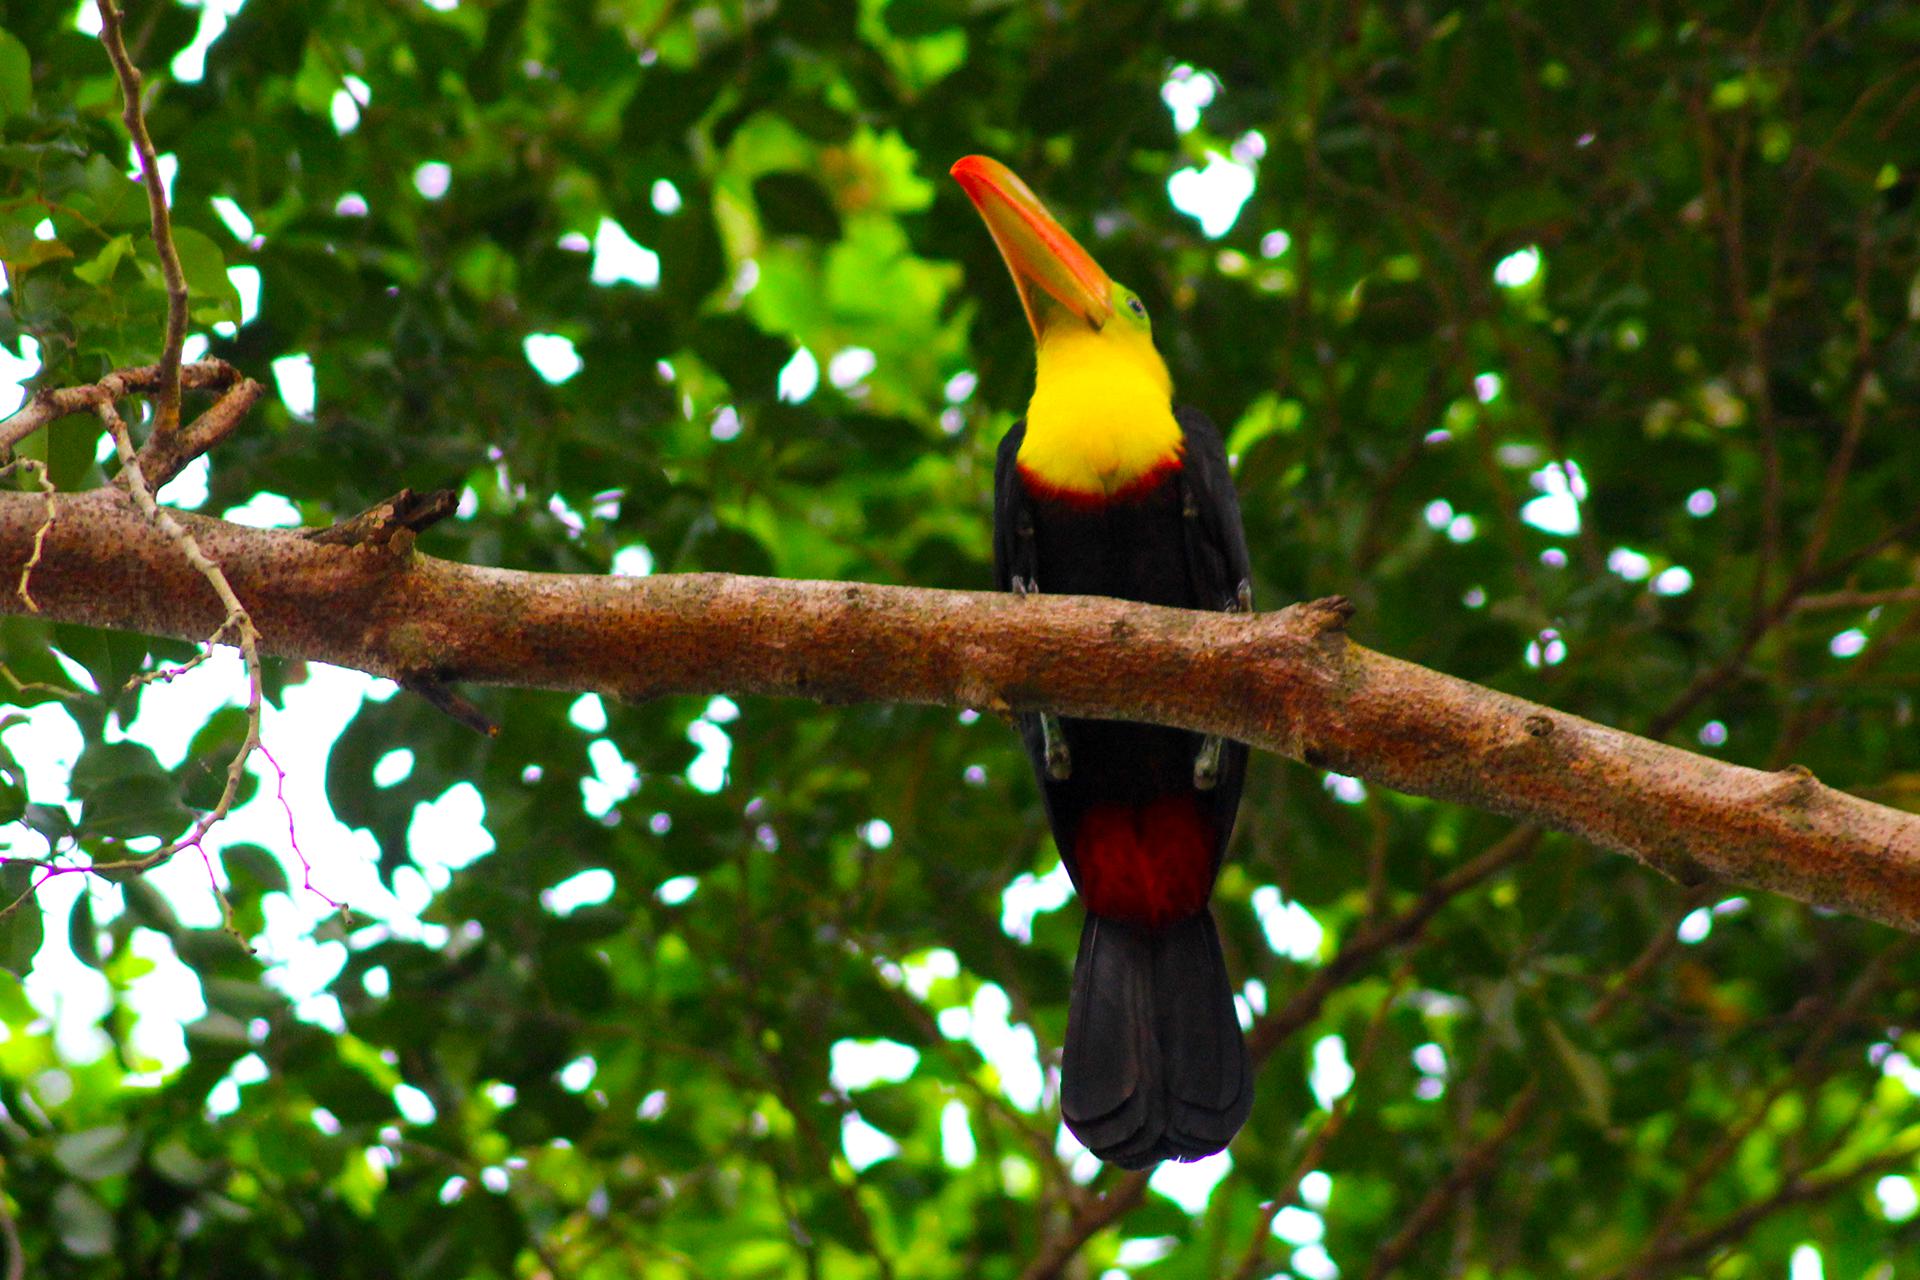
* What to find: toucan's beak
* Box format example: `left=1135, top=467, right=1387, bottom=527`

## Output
left=951, top=155, right=1114, bottom=338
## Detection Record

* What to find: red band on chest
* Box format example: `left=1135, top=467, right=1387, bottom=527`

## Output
left=1016, top=454, right=1183, bottom=510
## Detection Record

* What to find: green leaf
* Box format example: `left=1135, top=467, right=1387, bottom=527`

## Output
left=52, top=1183, right=115, bottom=1256
left=1542, top=1020, right=1612, bottom=1129
left=68, top=891, right=99, bottom=969
left=0, top=862, right=41, bottom=977
left=152, top=226, right=241, bottom=325
left=883, top=0, right=971, bottom=37
left=0, top=733, right=24, bottom=827
left=150, top=1139, right=218, bottom=1187
left=0, top=29, right=29, bottom=122
left=754, top=172, right=842, bottom=240
left=72, top=741, right=191, bottom=841
left=21, top=802, right=74, bottom=847
left=79, top=155, right=148, bottom=229
left=176, top=706, right=258, bottom=811
left=689, top=313, right=791, bottom=393
left=222, top=843, right=288, bottom=898
left=0, top=236, right=72, bottom=274
left=54, top=1124, right=142, bottom=1181
left=72, top=233, right=135, bottom=286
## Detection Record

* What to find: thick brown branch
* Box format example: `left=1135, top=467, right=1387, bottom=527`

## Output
left=5, top=488, right=1920, bottom=932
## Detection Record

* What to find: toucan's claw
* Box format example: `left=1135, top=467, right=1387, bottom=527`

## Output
left=1195, top=582, right=1250, bottom=787
left=1042, top=713, right=1071, bottom=780
left=1194, top=734, right=1223, bottom=790
left=1008, top=578, right=1067, bottom=776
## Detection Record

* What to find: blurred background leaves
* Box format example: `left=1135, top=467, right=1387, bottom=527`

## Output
left=2, top=0, right=1920, bottom=1276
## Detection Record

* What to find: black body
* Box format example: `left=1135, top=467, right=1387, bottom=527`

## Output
left=994, top=404, right=1256, bottom=1167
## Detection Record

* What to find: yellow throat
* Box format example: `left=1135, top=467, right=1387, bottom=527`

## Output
left=1019, top=322, right=1182, bottom=499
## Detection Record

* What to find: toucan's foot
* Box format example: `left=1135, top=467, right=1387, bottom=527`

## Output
left=1008, top=580, right=1068, bottom=776
left=1191, top=582, right=1250, bottom=788
left=1194, top=733, right=1224, bottom=790
left=1041, top=712, right=1071, bottom=780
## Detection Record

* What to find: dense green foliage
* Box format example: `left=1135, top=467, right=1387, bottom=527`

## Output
left=4, top=1, right=1920, bottom=1275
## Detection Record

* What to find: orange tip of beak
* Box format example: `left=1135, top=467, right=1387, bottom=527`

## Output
left=952, top=155, right=1113, bottom=336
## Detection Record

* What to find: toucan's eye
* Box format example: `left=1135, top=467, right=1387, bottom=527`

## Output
left=1127, top=296, right=1148, bottom=318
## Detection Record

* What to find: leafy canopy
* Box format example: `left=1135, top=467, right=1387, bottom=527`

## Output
left=2, top=1, right=1919, bottom=1277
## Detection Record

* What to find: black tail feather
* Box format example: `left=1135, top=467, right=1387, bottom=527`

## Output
left=1061, top=911, right=1252, bottom=1169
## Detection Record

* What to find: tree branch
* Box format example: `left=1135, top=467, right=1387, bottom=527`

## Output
left=93, top=0, right=189, bottom=438
left=1250, top=827, right=1540, bottom=1060
left=1018, top=1171, right=1150, bottom=1280
left=1793, top=586, right=1920, bottom=612
left=1362, top=1082, right=1543, bottom=1280
left=4, top=487, right=1920, bottom=933
left=1623, top=1139, right=1920, bottom=1277
left=1233, top=965, right=1407, bottom=1280
left=0, top=360, right=253, bottom=459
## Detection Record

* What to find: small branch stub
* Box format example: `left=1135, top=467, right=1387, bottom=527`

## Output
left=1307, top=594, right=1356, bottom=633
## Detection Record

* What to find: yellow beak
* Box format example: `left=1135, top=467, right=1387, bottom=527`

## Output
left=951, top=155, right=1115, bottom=338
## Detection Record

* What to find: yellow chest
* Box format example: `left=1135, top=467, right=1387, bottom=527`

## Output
left=1017, top=328, right=1183, bottom=499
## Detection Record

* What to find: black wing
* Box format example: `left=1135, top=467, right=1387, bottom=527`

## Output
left=993, top=419, right=1051, bottom=789
left=1173, top=405, right=1252, bottom=612
left=993, top=419, right=1037, bottom=593
left=1173, top=405, right=1252, bottom=880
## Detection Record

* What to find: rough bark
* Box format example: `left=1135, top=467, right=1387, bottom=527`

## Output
left=6, top=485, right=1920, bottom=932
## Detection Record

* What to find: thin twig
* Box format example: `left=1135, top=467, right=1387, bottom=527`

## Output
left=124, top=639, right=225, bottom=689
left=0, top=460, right=55, bottom=612
left=82, top=398, right=264, bottom=879
left=1232, top=965, right=1410, bottom=1280
left=1790, top=207, right=1880, bottom=578
left=1584, top=885, right=1716, bottom=1028
left=1792, top=587, right=1920, bottom=612
left=258, top=743, right=343, bottom=915
left=1769, top=603, right=1920, bottom=767
left=0, top=869, right=51, bottom=928
left=1252, top=827, right=1541, bottom=1061
left=1358, top=876, right=1728, bottom=1279
left=93, top=0, right=188, bottom=438
left=140, top=376, right=264, bottom=487
left=1018, top=1170, right=1151, bottom=1280
left=1625, top=939, right=1913, bottom=1273
left=192, top=839, right=252, bottom=953
left=1626, top=1140, right=1920, bottom=1277
left=0, top=662, right=85, bottom=703
left=1648, top=502, right=1920, bottom=740
left=1362, top=1082, right=1542, bottom=1280
left=0, top=360, right=253, bottom=468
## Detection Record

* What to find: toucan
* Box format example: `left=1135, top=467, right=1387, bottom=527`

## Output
left=952, top=155, right=1255, bottom=1167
